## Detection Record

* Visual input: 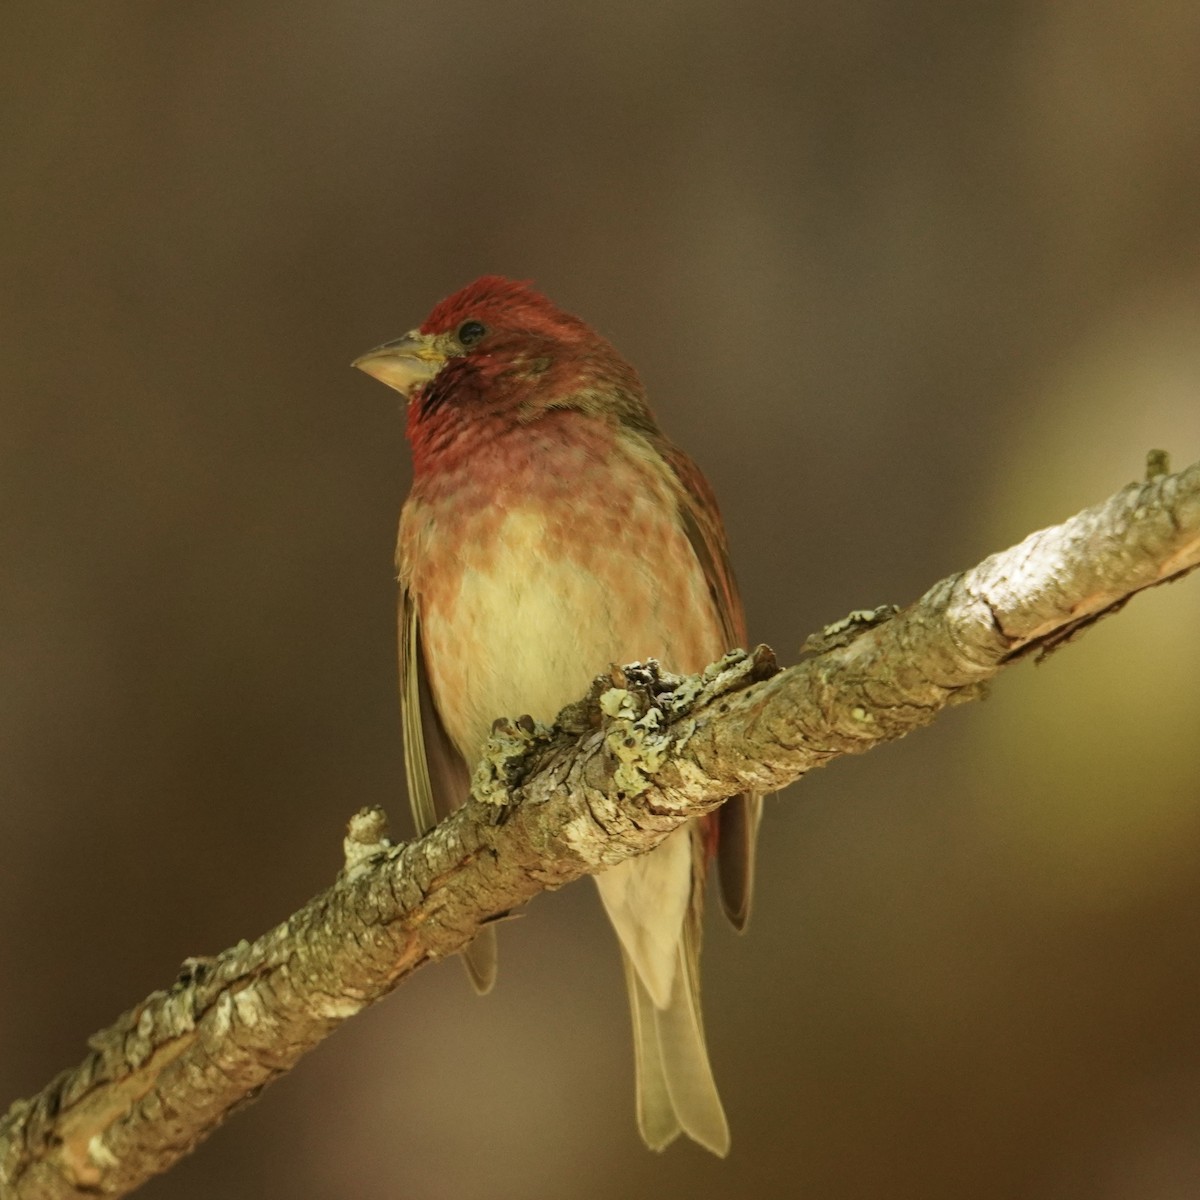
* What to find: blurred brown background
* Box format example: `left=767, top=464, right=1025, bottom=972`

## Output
left=3, top=3, right=1200, bottom=1198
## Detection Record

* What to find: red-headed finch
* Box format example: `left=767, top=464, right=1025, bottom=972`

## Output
left=353, top=277, right=760, bottom=1156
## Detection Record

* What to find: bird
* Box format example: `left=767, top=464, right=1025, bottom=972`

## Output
left=353, top=276, right=760, bottom=1156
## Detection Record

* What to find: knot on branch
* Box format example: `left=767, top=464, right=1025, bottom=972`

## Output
left=342, top=806, right=393, bottom=878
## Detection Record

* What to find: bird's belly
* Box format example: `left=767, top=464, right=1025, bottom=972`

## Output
left=417, top=503, right=723, bottom=763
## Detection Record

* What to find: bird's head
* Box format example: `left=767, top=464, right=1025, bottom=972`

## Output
left=353, top=276, right=647, bottom=430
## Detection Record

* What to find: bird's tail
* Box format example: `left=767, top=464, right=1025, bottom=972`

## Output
left=619, top=933, right=730, bottom=1156
left=595, top=823, right=730, bottom=1155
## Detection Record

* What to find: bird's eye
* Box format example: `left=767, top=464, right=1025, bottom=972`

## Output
left=457, top=320, right=487, bottom=348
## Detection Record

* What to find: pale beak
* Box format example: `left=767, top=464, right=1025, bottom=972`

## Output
left=352, top=332, right=446, bottom=399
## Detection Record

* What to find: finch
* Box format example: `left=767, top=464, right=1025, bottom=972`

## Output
left=353, top=276, right=760, bottom=1156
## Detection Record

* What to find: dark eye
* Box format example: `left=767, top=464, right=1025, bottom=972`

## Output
left=457, top=319, right=487, bottom=348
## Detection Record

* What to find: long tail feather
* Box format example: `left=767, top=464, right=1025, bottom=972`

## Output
left=620, top=941, right=730, bottom=1156
left=622, top=949, right=682, bottom=1151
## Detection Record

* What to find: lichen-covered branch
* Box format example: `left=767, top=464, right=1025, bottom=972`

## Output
left=2, top=458, right=1198, bottom=1200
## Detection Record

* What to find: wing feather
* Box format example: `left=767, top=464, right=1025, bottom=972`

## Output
left=400, top=586, right=498, bottom=993
left=662, top=444, right=763, bottom=932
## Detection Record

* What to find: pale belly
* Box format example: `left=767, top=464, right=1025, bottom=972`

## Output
left=416, top=502, right=725, bottom=763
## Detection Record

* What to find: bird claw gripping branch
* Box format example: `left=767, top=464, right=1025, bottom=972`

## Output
left=470, top=650, right=778, bottom=816
left=471, top=714, right=555, bottom=815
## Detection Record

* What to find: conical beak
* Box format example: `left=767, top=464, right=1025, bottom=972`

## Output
left=352, top=332, right=446, bottom=399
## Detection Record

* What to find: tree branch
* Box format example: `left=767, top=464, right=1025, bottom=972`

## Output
left=3, top=458, right=1198, bottom=1199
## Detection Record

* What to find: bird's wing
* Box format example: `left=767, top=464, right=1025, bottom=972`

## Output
left=399, top=585, right=464, bottom=834
left=662, top=445, right=763, bottom=932
left=400, top=586, right=498, bottom=992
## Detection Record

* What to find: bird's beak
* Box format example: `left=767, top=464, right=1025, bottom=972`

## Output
left=352, top=331, right=446, bottom=399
